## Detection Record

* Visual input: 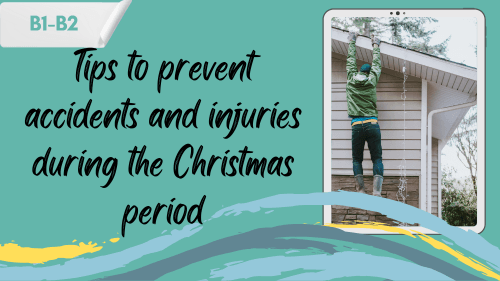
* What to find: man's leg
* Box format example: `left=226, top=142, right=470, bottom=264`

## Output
left=352, top=125, right=366, bottom=193
left=366, top=122, right=384, bottom=196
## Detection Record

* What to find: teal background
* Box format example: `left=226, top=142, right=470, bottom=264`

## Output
left=0, top=0, right=494, bottom=279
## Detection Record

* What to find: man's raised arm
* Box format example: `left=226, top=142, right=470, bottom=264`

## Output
left=346, top=32, right=358, bottom=80
left=368, top=36, right=382, bottom=86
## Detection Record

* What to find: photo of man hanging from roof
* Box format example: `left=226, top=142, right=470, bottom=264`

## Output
left=346, top=31, right=384, bottom=197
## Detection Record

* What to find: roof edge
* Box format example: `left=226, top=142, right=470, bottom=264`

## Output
left=331, top=27, right=477, bottom=73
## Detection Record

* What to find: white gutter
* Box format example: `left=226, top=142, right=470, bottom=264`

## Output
left=427, top=101, right=477, bottom=213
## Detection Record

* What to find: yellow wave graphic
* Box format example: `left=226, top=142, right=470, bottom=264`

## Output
left=0, top=237, right=121, bottom=264
left=414, top=231, right=500, bottom=280
left=325, top=221, right=416, bottom=237
left=109, top=238, right=120, bottom=243
left=325, top=221, right=500, bottom=281
left=0, top=242, right=101, bottom=264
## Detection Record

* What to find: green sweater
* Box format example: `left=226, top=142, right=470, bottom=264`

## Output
left=346, top=41, right=382, bottom=117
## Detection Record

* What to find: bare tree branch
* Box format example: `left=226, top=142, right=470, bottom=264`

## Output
left=447, top=106, right=477, bottom=194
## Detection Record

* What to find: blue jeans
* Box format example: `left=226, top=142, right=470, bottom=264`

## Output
left=352, top=122, right=384, bottom=176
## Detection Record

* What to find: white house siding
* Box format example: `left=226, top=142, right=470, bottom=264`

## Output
left=331, top=52, right=422, bottom=177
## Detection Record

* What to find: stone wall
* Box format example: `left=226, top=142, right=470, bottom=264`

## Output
left=331, top=175, right=419, bottom=226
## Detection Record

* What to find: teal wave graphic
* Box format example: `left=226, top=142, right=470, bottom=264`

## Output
left=0, top=191, right=496, bottom=281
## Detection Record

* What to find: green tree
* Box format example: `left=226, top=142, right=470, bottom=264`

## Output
left=404, top=36, right=449, bottom=59
left=441, top=167, right=477, bottom=226
left=331, top=17, right=449, bottom=59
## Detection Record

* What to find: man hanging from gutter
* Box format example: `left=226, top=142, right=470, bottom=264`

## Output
left=346, top=31, right=384, bottom=196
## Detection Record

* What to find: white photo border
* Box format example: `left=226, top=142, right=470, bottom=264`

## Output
left=323, top=9, right=486, bottom=234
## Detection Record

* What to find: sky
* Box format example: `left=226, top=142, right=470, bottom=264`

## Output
left=427, top=17, right=477, bottom=68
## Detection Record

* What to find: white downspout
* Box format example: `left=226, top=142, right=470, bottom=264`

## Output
left=438, top=140, right=443, bottom=218
left=427, top=101, right=477, bottom=213
left=420, top=80, right=427, bottom=211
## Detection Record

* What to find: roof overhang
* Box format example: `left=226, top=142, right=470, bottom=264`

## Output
left=331, top=28, right=477, bottom=95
